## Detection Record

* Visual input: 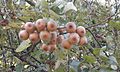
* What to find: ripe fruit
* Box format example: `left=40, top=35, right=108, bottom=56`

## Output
left=61, top=39, right=72, bottom=49
left=48, top=44, right=56, bottom=52
left=65, top=22, right=76, bottom=33
left=57, top=35, right=64, bottom=44
left=41, top=44, right=49, bottom=52
left=68, top=33, right=80, bottom=44
left=35, top=19, right=46, bottom=32
left=29, top=32, right=39, bottom=44
left=19, top=30, right=29, bottom=40
left=39, top=31, right=51, bottom=42
left=76, top=26, right=86, bottom=37
left=50, top=32, right=57, bottom=45
left=79, top=36, right=87, bottom=45
left=24, top=22, right=35, bottom=33
left=47, top=20, right=57, bottom=32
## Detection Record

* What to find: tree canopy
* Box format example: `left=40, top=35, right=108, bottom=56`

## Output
left=0, top=0, right=120, bottom=72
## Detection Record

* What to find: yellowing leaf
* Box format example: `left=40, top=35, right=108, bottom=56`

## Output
left=83, top=56, right=96, bottom=63
left=93, top=48, right=101, bottom=55
left=49, top=10, right=60, bottom=20
left=16, top=39, right=31, bottom=52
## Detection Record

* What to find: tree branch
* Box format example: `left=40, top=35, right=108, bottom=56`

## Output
left=86, top=28, right=109, bottom=57
left=0, top=44, right=39, bottom=68
left=25, top=0, right=35, bottom=6
left=31, top=56, right=42, bottom=64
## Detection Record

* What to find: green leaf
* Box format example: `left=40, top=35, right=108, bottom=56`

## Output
left=70, top=68, right=76, bottom=72
left=6, top=0, right=14, bottom=10
left=41, top=0, right=48, bottom=8
left=99, top=68, right=116, bottom=72
left=109, top=21, right=120, bottom=30
left=54, top=49, right=65, bottom=60
left=36, top=0, right=48, bottom=8
left=55, top=60, right=66, bottom=70
left=15, top=39, right=31, bottom=52
left=15, top=63, right=23, bottom=72
left=49, top=10, right=60, bottom=20
left=83, top=56, right=96, bottom=63
left=54, top=65, right=65, bottom=72
left=54, top=64, right=75, bottom=72
left=63, top=2, right=77, bottom=13
left=93, top=48, right=101, bottom=55
left=100, top=56, right=108, bottom=63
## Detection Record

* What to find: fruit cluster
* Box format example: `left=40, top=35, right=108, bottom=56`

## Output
left=19, top=19, right=87, bottom=52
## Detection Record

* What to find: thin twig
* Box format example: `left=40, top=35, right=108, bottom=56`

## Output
left=86, top=28, right=109, bottom=57
left=25, top=0, right=35, bottom=6
left=31, top=56, right=41, bottom=64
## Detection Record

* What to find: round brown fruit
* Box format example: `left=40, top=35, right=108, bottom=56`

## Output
left=50, top=32, right=57, bottom=45
left=39, top=31, right=51, bottom=41
left=76, top=26, right=86, bottom=37
left=65, top=22, right=76, bottom=33
left=41, top=44, right=49, bottom=52
left=19, top=30, right=29, bottom=40
left=48, top=44, right=56, bottom=52
left=24, top=22, right=35, bottom=33
left=68, top=33, right=80, bottom=44
left=57, top=35, right=64, bottom=44
left=47, top=20, right=57, bottom=32
left=29, top=32, right=39, bottom=44
left=79, top=36, right=87, bottom=46
left=35, top=19, right=46, bottom=32
left=61, top=39, right=72, bottom=49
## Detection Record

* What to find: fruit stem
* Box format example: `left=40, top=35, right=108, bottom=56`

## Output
left=67, top=51, right=70, bottom=72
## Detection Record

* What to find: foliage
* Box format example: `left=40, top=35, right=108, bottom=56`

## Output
left=0, top=0, right=120, bottom=72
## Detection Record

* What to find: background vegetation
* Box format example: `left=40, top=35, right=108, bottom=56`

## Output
left=0, top=0, right=120, bottom=72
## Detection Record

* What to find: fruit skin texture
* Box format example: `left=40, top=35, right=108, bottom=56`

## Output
left=47, top=20, right=57, bottom=32
left=29, top=32, right=39, bottom=44
left=50, top=32, right=57, bottom=45
left=35, top=19, right=46, bottom=32
left=61, top=39, right=72, bottom=49
left=65, top=22, right=76, bottom=33
left=68, top=33, right=80, bottom=44
left=19, top=30, right=29, bottom=40
left=79, top=36, right=87, bottom=45
left=39, top=31, right=51, bottom=42
left=41, top=44, right=49, bottom=52
left=76, top=26, right=86, bottom=37
left=48, top=44, right=56, bottom=52
left=57, top=35, right=64, bottom=44
left=24, top=22, right=35, bottom=33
